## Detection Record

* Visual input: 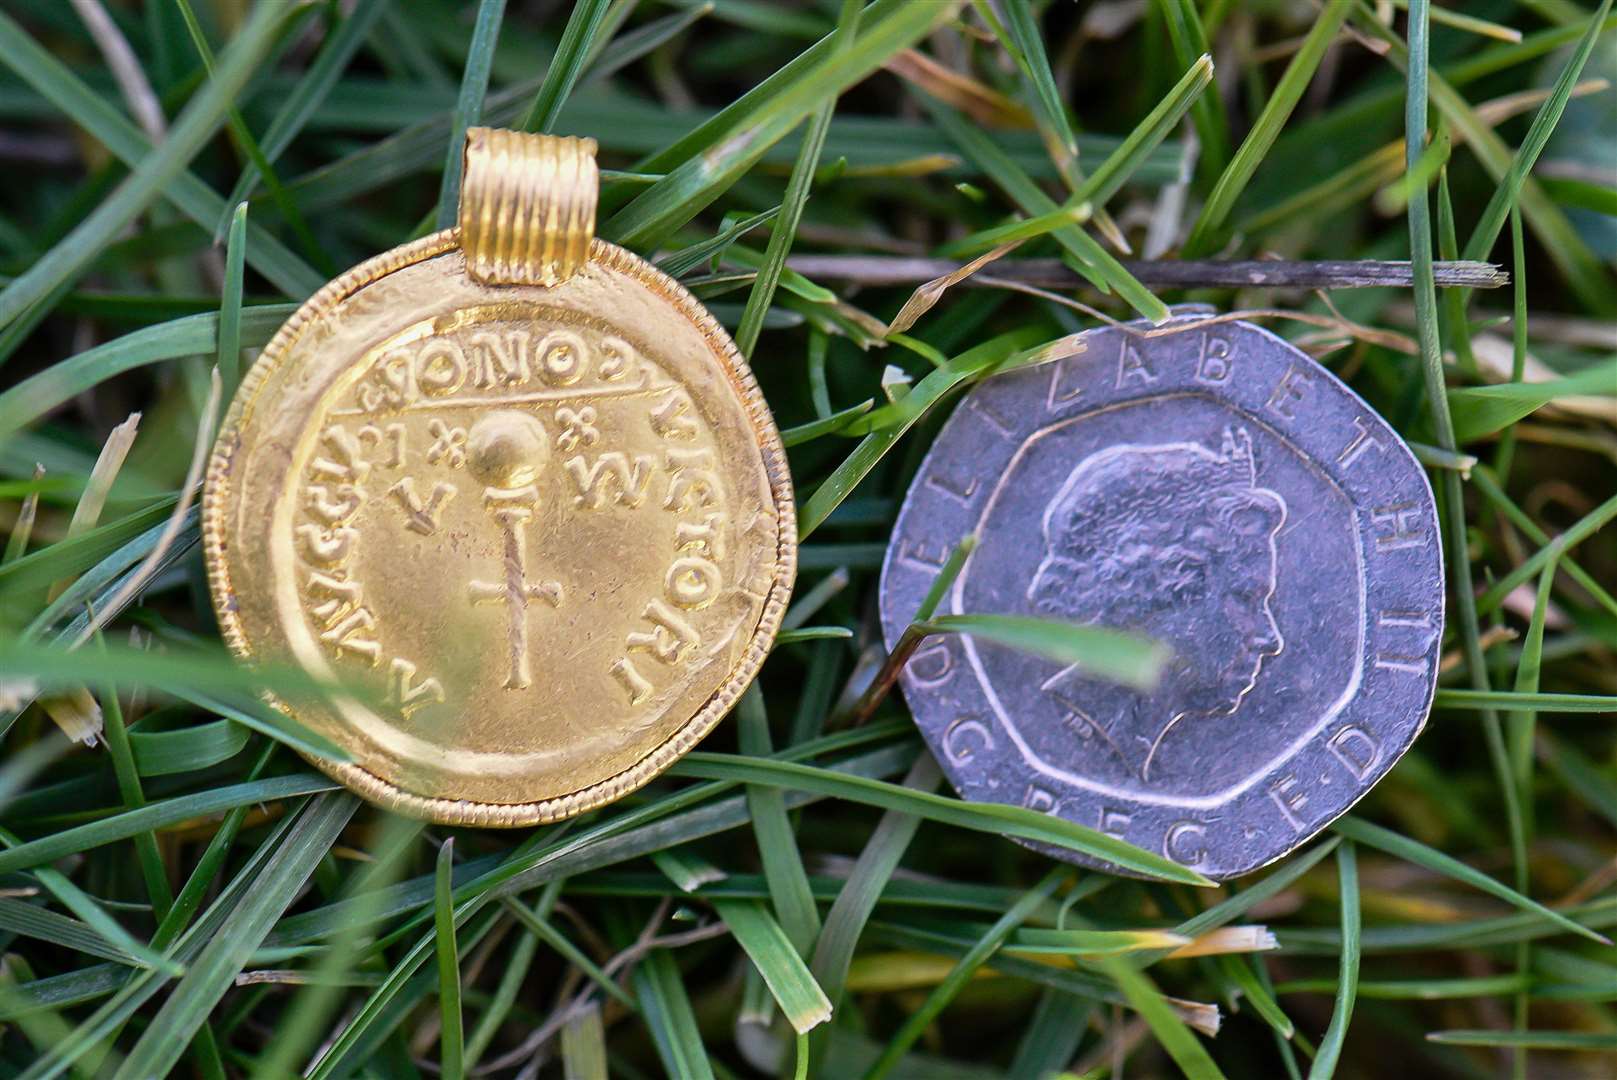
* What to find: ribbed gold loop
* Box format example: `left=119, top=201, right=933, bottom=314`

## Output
left=458, top=127, right=598, bottom=287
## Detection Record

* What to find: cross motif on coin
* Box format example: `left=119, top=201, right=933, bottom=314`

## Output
left=464, top=411, right=563, bottom=690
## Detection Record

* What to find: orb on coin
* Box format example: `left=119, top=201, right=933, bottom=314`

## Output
left=467, top=410, right=548, bottom=488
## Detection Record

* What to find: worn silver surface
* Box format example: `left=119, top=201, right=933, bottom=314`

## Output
left=879, top=316, right=1444, bottom=880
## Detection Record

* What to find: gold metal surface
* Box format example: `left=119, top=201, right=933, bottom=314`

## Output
left=459, top=128, right=597, bottom=287
left=203, top=131, right=795, bottom=825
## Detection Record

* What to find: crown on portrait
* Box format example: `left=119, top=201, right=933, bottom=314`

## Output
left=1219, top=426, right=1256, bottom=488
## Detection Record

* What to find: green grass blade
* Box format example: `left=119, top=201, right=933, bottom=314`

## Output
left=1427, top=1030, right=1617, bottom=1050
left=1491, top=201, right=1529, bottom=482
left=0, top=825, right=179, bottom=978
left=9, top=752, right=287, bottom=1077
left=36, top=505, right=201, bottom=651
left=0, top=305, right=292, bottom=445
left=1474, top=492, right=1617, bottom=616
left=584, top=5, right=714, bottom=86
left=0, top=12, right=321, bottom=297
left=0, top=774, right=339, bottom=876
left=250, top=815, right=424, bottom=1078
left=633, top=948, right=715, bottom=1080
left=1507, top=551, right=1558, bottom=843
left=628, top=0, right=923, bottom=177
left=604, top=0, right=965, bottom=250
left=1540, top=175, right=1617, bottom=215
left=1181, top=0, right=1351, bottom=256
left=1398, top=5, right=1526, bottom=978
left=1101, top=953, right=1227, bottom=1080
left=1460, top=0, right=1615, bottom=265
left=797, top=326, right=1048, bottom=538
left=129, top=718, right=249, bottom=777
left=0, top=898, right=150, bottom=968
left=273, top=735, right=911, bottom=951
left=1353, top=10, right=1617, bottom=313
left=988, top=0, right=1122, bottom=246
left=671, top=752, right=1213, bottom=885
left=0, top=500, right=174, bottom=604
left=651, top=847, right=725, bottom=892
left=0, top=2, right=293, bottom=328
left=94, top=680, right=174, bottom=921
left=779, top=399, right=874, bottom=446
left=436, top=0, right=509, bottom=231
left=164, top=687, right=351, bottom=764
left=155, top=742, right=279, bottom=952
left=918, top=613, right=1168, bottom=692
left=991, top=0, right=1070, bottom=161
left=170, top=0, right=328, bottom=274
left=1153, top=0, right=1232, bottom=181
left=737, top=688, right=820, bottom=955
left=466, top=931, right=539, bottom=1067
left=807, top=754, right=938, bottom=1062
left=219, top=0, right=391, bottom=227
left=863, top=916, right=1217, bottom=1030
left=1307, top=841, right=1360, bottom=1079
left=1008, top=990, right=1092, bottom=1077
left=1332, top=817, right=1607, bottom=944
left=1277, top=974, right=1529, bottom=1000
left=1448, top=359, right=1617, bottom=442
left=1217, top=955, right=1295, bottom=1040
left=1539, top=732, right=1617, bottom=831
left=735, top=0, right=859, bottom=358
left=1008, top=927, right=1191, bottom=956
left=1434, top=690, right=1617, bottom=714
left=1166, top=837, right=1342, bottom=947
left=435, top=838, right=464, bottom=1080
left=217, top=202, right=248, bottom=397
left=713, top=898, right=832, bottom=1034
left=910, top=535, right=975, bottom=625
left=0, top=642, right=349, bottom=762
left=501, top=897, right=637, bottom=1009
left=110, top=793, right=357, bottom=1080
left=937, top=202, right=1091, bottom=259
left=863, top=868, right=1065, bottom=1079
left=1435, top=168, right=1476, bottom=377
left=942, top=52, right=1212, bottom=260
left=919, top=98, right=1167, bottom=321
left=657, top=206, right=780, bottom=277
left=519, top=0, right=614, bottom=134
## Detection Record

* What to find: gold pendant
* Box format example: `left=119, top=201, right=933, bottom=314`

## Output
left=203, top=129, right=796, bottom=825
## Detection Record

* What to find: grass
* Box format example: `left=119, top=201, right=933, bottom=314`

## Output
left=0, top=1, right=1615, bottom=1076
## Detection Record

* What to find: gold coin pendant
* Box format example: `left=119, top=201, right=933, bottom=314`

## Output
left=203, top=130, right=795, bottom=825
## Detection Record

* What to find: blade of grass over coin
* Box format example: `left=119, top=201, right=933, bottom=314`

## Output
left=0, top=2, right=1611, bottom=1075
left=916, top=614, right=1168, bottom=692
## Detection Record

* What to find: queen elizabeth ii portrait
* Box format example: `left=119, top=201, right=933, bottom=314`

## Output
left=1028, top=427, right=1286, bottom=782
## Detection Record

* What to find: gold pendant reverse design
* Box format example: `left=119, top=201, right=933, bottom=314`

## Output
left=203, top=129, right=796, bottom=825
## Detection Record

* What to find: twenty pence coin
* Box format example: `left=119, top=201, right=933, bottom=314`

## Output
left=879, top=316, right=1442, bottom=880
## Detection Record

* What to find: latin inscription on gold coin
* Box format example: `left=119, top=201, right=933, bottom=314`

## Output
left=205, top=235, right=794, bottom=824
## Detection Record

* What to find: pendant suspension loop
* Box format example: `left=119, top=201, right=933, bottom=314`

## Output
left=458, top=127, right=598, bottom=287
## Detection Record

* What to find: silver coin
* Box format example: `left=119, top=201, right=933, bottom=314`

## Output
left=879, top=316, right=1443, bottom=880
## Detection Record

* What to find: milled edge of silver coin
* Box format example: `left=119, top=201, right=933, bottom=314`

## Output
left=878, top=315, right=1444, bottom=880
